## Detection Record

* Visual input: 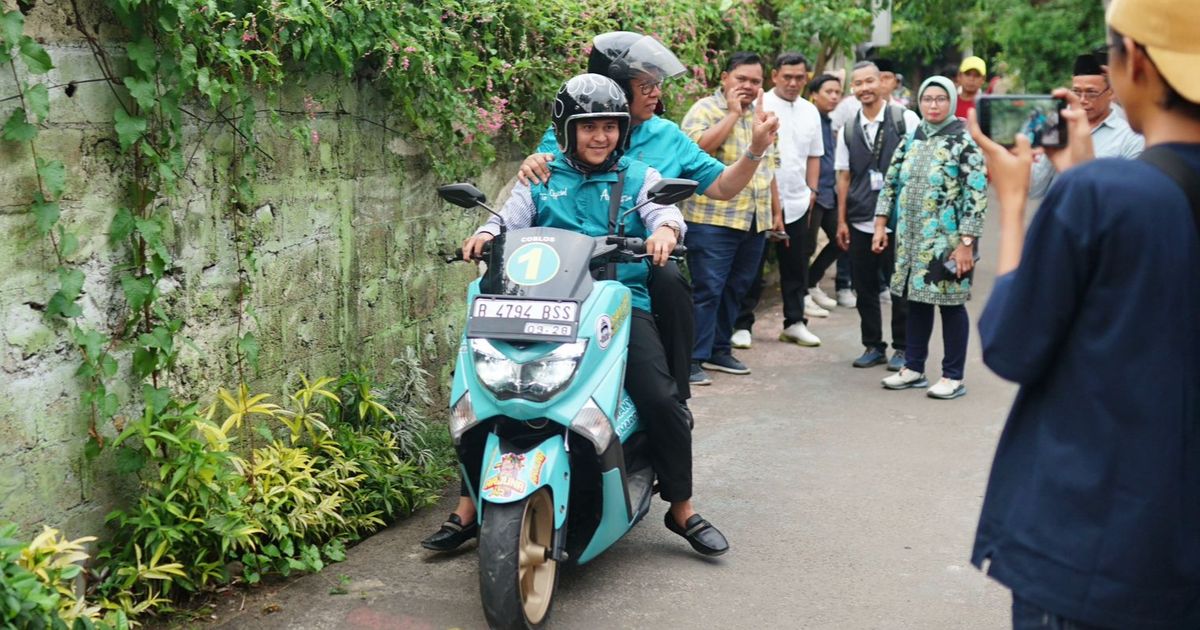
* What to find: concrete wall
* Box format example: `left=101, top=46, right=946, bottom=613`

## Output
left=0, top=0, right=516, bottom=536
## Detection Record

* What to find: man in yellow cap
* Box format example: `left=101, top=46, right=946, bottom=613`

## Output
left=966, top=0, right=1200, bottom=627
left=955, top=56, right=986, bottom=120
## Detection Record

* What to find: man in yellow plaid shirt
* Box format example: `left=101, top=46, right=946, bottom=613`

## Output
left=681, top=51, right=782, bottom=383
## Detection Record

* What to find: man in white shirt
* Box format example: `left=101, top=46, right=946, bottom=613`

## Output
left=834, top=61, right=920, bottom=370
left=732, top=52, right=825, bottom=348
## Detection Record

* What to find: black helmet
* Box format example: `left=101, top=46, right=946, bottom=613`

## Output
left=552, top=74, right=631, bottom=173
left=587, top=31, right=686, bottom=101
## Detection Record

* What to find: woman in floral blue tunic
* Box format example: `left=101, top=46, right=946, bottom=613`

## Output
left=871, top=76, right=988, bottom=399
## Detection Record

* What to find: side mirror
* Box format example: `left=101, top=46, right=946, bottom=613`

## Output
left=438, top=183, right=488, bottom=209
left=646, top=178, right=699, bottom=206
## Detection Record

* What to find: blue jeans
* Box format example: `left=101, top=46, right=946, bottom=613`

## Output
left=1012, top=596, right=1108, bottom=630
left=685, top=221, right=766, bottom=361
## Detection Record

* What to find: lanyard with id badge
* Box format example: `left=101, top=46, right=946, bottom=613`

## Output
left=865, top=112, right=888, bottom=192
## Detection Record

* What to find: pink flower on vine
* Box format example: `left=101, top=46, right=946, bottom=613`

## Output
left=303, top=95, right=319, bottom=121
left=401, top=57, right=410, bottom=70
left=310, top=129, right=320, bottom=145
left=404, top=46, right=417, bottom=53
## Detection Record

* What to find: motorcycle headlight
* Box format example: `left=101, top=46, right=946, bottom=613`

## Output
left=571, top=398, right=614, bottom=454
left=449, top=392, right=477, bottom=444
left=469, top=339, right=586, bottom=402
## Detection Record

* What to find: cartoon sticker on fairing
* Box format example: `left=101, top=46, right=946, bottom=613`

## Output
left=596, top=314, right=613, bottom=349
left=482, top=452, right=528, bottom=498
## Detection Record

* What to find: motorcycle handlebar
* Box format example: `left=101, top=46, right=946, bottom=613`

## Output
left=441, top=243, right=493, bottom=263
left=605, top=236, right=687, bottom=257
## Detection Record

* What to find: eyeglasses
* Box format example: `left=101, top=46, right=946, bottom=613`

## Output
left=636, top=80, right=663, bottom=96
left=1070, top=87, right=1110, bottom=101
left=919, top=96, right=950, bottom=105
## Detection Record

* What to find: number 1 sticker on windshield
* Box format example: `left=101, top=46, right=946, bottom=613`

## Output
left=505, top=242, right=560, bottom=286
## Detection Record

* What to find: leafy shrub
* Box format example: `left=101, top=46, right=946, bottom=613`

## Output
left=0, top=523, right=131, bottom=629
left=96, top=373, right=454, bottom=617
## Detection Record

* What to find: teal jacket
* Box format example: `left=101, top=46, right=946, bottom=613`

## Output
left=529, top=155, right=653, bottom=311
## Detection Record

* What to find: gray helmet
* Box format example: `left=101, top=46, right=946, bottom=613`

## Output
left=587, top=31, right=686, bottom=103
left=552, top=74, right=631, bottom=173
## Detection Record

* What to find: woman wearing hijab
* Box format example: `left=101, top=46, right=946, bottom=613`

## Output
left=870, top=76, right=988, bottom=399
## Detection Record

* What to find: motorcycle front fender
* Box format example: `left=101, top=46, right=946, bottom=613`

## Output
left=475, top=432, right=571, bottom=529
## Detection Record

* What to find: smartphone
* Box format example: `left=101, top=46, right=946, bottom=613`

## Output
left=976, top=95, right=1068, bottom=148
left=766, top=230, right=790, bottom=242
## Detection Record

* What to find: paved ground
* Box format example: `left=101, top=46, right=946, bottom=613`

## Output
left=200, top=212, right=1018, bottom=630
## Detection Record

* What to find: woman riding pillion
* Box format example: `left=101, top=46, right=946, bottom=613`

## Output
left=446, top=74, right=729, bottom=556
left=422, top=32, right=773, bottom=556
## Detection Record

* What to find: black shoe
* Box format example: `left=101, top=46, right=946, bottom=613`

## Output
left=689, top=362, right=713, bottom=386
left=852, top=347, right=887, bottom=368
left=665, top=512, right=729, bottom=557
left=420, top=513, right=477, bottom=552
left=702, top=353, right=750, bottom=375
left=887, top=350, right=906, bottom=372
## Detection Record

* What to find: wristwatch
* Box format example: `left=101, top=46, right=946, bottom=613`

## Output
left=745, top=149, right=764, bottom=162
left=961, top=236, right=975, bottom=247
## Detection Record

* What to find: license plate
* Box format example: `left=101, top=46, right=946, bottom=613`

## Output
left=472, top=298, right=577, bottom=322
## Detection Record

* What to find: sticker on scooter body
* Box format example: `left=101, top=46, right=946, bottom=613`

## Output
left=505, top=242, right=560, bottom=286
left=482, top=452, right=528, bottom=499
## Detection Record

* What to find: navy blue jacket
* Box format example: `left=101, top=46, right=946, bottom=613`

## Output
left=973, top=146, right=1200, bottom=629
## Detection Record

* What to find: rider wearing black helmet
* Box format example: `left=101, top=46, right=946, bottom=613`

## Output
left=522, top=32, right=780, bottom=400
left=448, top=73, right=729, bottom=557
left=422, top=34, right=772, bottom=556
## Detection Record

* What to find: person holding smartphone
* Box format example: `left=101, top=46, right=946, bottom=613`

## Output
left=871, top=76, right=989, bottom=399
left=967, top=0, right=1200, bottom=626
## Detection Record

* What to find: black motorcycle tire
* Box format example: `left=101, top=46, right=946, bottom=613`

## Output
left=479, top=488, right=559, bottom=630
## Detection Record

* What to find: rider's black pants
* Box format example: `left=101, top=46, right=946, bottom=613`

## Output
left=625, top=309, right=693, bottom=503
left=647, top=261, right=695, bottom=401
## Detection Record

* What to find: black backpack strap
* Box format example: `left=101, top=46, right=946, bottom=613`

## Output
left=606, top=169, right=627, bottom=280
left=607, top=169, right=626, bottom=232
left=1140, top=146, right=1200, bottom=234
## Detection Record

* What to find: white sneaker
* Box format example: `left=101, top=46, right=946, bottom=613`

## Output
left=927, top=378, right=967, bottom=399
left=808, top=287, right=838, bottom=310
left=731, top=329, right=752, bottom=349
left=836, top=288, right=857, bottom=308
left=779, top=322, right=820, bottom=346
left=879, top=289, right=892, bottom=304
left=803, top=295, right=830, bottom=318
left=882, top=368, right=928, bottom=390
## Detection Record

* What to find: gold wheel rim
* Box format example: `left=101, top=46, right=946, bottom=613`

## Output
left=518, top=488, right=557, bottom=624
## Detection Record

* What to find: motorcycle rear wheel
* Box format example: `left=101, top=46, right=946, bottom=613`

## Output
left=479, top=487, right=559, bottom=630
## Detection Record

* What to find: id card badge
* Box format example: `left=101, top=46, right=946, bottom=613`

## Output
left=869, top=169, right=884, bottom=191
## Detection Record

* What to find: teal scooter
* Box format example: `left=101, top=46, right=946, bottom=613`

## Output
left=438, top=178, right=696, bottom=630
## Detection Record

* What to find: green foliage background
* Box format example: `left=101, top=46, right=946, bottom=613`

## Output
left=889, top=0, right=1109, bottom=91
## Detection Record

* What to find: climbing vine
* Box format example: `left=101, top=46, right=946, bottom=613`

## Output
left=2, top=0, right=783, bottom=621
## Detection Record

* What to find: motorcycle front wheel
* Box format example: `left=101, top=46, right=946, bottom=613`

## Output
left=479, top=487, right=559, bottom=630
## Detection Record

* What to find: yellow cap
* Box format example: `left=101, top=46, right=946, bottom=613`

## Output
left=1109, top=0, right=1200, bottom=102
left=959, top=56, right=987, bottom=76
